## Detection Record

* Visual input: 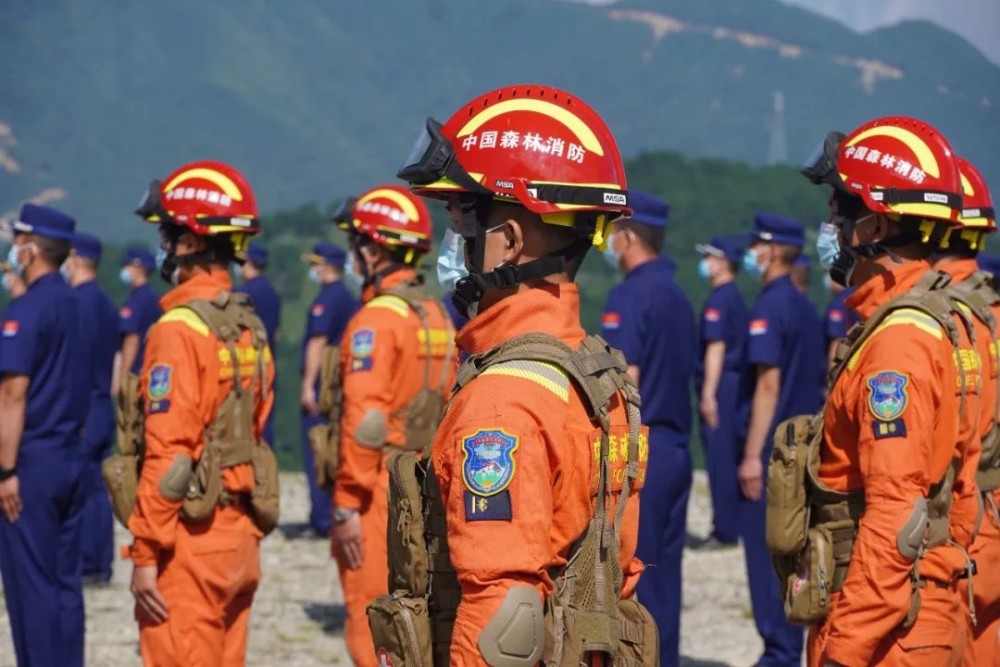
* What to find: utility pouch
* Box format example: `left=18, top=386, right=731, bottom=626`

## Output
left=781, top=523, right=842, bottom=625
left=308, top=422, right=336, bottom=491
left=615, top=598, right=660, bottom=667
left=402, top=387, right=446, bottom=452
left=115, top=372, right=144, bottom=457
left=766, top=414, right=818, bottom=556
left=102, top=453, right=140, bottom=528
left=543, top=598, right=619, bottom=667
left=249, top=442, right=280, bottom=535
left=181, top=444, right=223, bottom=522
left=367, top=593, right=433, bottom=667
left=387, top=451, right=430, bottom=594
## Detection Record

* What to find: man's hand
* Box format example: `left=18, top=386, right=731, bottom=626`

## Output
left=700, top=393, right=719, bottom=430
left=300, top=383, right=319, bottom=416
left=0, top=476, right=21, bottom=522
left=738, top=456, right=764, bottom=502
left=331, top=510, right=363, bottom=569
left=131, top=564, right=169, bottom=624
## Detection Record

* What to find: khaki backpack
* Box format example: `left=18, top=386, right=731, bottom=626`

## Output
left=368, top=333, right=659, bottom=667
left=102, top=292, right=280, bottom=536
left=765, top=269, right=977, bottom=626
left=310, top=282, right=455, bottom=491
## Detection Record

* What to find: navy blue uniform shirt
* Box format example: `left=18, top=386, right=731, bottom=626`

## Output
left=75, top=280, right=118, bottom=454
left=824, top=287, right=857, bottom=350
left=0, top=273, right=88, bottom=452
left=747, top=275, right=824, bottom=425
left=239, top=275, right=282, bottom=351
left=601, top=256, right=695, bottom=435
left=119, top=283, right=162, bottom=374
left=302, top=280, right=359, bottom=373
left=698, top=281, right=750, bottom=377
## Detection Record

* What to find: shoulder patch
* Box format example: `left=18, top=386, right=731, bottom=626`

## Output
left=749, top=318, right=768, bottom=335
left=871, top=418, right=907, bottom=440
left=867, top=371, right=909, bottom=422
left=349, top=328, right=375, bottom=372
left=147, top=363, right=173, bottom=414
left=464, top=490, right=512, bottom=521
left=311, top=303, right=325, bottom=317
left=828, top=309, right=844, bottom=323
left=601, top=312, right=622, bottom=330
left=120, top=306, right=133, bottom=319
left=461, top=429, right=519, bottom=497
left=704, top=308, right=721, bottom=323
left=1, top=320, right=18, bottom=338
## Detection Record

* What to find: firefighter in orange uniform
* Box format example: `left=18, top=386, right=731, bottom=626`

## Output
left=330, top=184, right=456, bottom=667
left=397, top=84, right=650, bottom=665
left=935, top=156, right=1000, bottom=667
left=125, top=161, right=276, bottom=666
left=798, top=118, right=981, bottom=666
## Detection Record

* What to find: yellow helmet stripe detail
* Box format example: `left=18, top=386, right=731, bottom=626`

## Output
left=357, top=188, right=420, bottom=223
left=846, top=126, right=940, bottom=178
left=164, top=168, right=244, bottom=201
left=456, top=99, right=605, bottom=156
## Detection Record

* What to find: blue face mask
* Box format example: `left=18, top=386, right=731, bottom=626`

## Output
left=343, top=258, right=364, bottom=290
left=742, top=248, right=764, bottom=278
left=437, top=229, right=468, bottom=293
left=308, top=265, right=322, bottom=284
left=602, top=232, right=621, bottom=270
left=119, top=266, right=132, bottom=285
left=7, top=243, right=30, bottom=276
left=697, top=257, right=711, bottom=281
left=816, top=222, right=841, bottom=270
left=60, top=261, right=72, bottom=281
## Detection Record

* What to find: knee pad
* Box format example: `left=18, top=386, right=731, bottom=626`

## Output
left=355, top=409, right=388, bottom=449
left=478, top=585, right=544, bottom=667
left=897, top=497, right=929, bottom=561
left=158, top=454, right=193, bottom=501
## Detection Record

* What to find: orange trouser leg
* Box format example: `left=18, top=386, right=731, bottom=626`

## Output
left=139, top=506, right=261, bottom=667
left=810, top=586, right=967, bottom=666
left=334, top=469, right=389, bottom=667
left=965, top=500, right=1000, bottom=667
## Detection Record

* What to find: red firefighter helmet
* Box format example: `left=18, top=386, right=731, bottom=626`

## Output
left=835, top=116, right=963, bottom=224
left=335, top=184, right=432, bottom=256
left=136, top=160, right=260, bottom=234
left=397, top=84, right=629, bottom=246
left=956, top=156, right=995, bottom=232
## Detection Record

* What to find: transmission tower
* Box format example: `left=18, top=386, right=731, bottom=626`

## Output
left=767, top=90, right=789, bottom=165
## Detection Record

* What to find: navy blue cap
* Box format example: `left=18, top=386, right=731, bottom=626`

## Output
left=301, top=242, right=347, bottom=267
left=793, top=254, right=812, bottom=268
left=123, top=246, right=156, bottom=270
left=750, top=213, right=805, bottom=248
left=246, top=242, right=269, bottom=267
left=13, top=203, right=76, bottom=241
left=72, top=232, right=103, bottom=261
left=977, top=253, right=1000, bottom=275
left=695, top=235, right=744, bottom=262
left=624, top=190, right=670, bottom=229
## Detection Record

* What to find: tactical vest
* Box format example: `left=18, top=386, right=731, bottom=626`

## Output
left=766, top=270, right=976, bottom=627
left=948, top=270, right=1000, bottom=492
left=311, top=282, right=455, bottom=492
left=368, top=334, right=659, bottom=667
left=102, top=292, right=280, bottom=536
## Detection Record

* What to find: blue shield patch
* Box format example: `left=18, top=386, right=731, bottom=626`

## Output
left=461, top=429, right=519, bottom=497
left=351, top=329, right=375, bottom=358
left=148, top=364, right=172, bottom=401
left=867, top=371, right=909, bottom=421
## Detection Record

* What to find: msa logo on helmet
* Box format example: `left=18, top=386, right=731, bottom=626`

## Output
left=494, top=180, right=515, bottom=190
left=603, top=192, right=627, bottom=206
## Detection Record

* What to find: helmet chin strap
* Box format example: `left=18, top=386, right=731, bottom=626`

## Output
left=449, top=197, right=593, bottom=318
left=828, top=234, right=915, bottom=287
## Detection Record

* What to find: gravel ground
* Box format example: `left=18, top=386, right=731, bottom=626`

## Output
left=0, top=471, right=790, bottom=666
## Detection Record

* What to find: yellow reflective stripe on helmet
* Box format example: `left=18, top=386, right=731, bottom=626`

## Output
left=479, top=359, right=570, bottom=402
left=164, top=168, right=244, bottom=201
left=366, top=295, right=411, bottom=318
left=158, top=307, right=210, bottom=337
left=457, top=99, right=605, bottom=155
left=848, top=308, right=943, bottom=371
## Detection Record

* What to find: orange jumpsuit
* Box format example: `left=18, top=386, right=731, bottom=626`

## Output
left=127, top=270, right=274, bottom=667
left=432, top=283, right=647, bottom=666
left=332, top=268, right=456, bottom=667
left=943, top=258, right=1000, bottom=667
left=810, top=260, right=981, bottom=667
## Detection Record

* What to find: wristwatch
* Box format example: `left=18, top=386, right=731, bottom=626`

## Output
left=0, top=465, right=16, bottom=482
left=333, top=507, right=358, bottom=523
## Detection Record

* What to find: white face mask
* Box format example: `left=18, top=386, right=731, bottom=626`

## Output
left=1, top=273, right=13, bottom=292
left=436, top=229, right=468, bottom=293
left=7, top=242, right=34, bottom=276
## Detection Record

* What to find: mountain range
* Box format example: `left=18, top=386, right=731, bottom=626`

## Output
left=1, top=0, right=998, bottom=238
